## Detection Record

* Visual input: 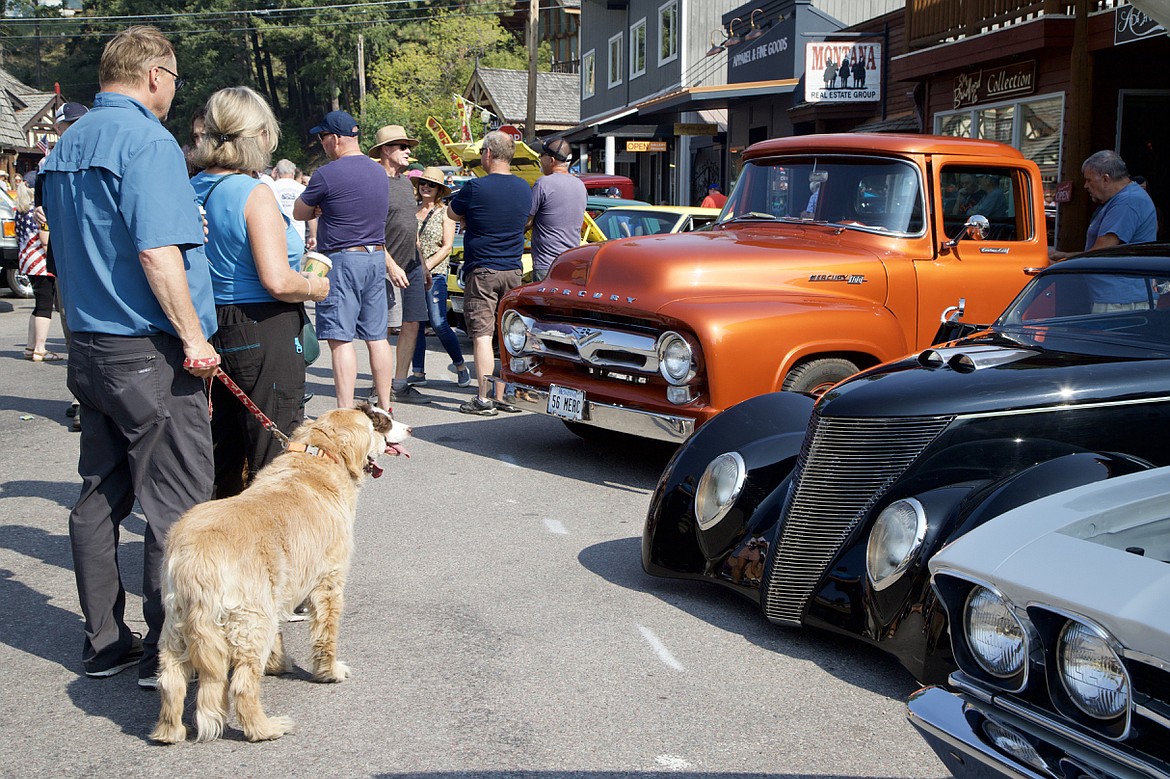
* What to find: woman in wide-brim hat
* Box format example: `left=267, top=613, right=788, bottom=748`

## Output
left=409, top=166, right=469, bottom=387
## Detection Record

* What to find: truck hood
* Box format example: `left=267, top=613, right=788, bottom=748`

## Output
left=529, top=226, right=893, bottom=314
left=821, top=333, right=1170, bottom=418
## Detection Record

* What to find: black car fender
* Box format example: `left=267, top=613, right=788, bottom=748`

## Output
left=942, top=450, right=1154, bottom=547
left=642, top=392, right=814, bottom=590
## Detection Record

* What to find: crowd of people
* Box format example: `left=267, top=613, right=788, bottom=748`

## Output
left=21, top=24, right=592, bottom=689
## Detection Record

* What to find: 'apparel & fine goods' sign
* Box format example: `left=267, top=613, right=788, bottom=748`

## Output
left=804, top=41, right=881, bottom=103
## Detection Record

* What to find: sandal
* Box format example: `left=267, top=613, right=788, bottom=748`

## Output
left=29, top=350, right=64, bottom=362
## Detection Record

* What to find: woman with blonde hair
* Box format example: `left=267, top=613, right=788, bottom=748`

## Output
left=14, top=182, right=59, bottom=361
left=189, top=86, right=329, bottom=497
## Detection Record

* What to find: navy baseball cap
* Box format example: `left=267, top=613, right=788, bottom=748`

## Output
left=54, top=102, right=88, bottom=124
left=310, top=110, right=360, bottom=137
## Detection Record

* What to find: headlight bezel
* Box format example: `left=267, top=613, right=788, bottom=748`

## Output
left=656, top=331, right=696, bottom=386
left=866, top=497, right=928, bottom=591
left=500, top=310, right=531, bottom=356
left=694, top=451, right=747, bottom=530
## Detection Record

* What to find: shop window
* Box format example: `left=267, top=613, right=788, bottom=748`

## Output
left=631, top=19, right=647, bottom=80
left=582, top=50, right=595, bottom=99
left=608, top=33, right=623, bottom=89
left=659, top=1, right=678, bottom=66
left=939, top=166, right=1030, bottom=242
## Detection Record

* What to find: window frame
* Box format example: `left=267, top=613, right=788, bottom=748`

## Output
left=582, top=49, right=596, bottom=100
left=658, top=0, right=679, bottom=67
left=608, top=32, right=624, bottom=89
left=630, top=18, right=647, bottom=80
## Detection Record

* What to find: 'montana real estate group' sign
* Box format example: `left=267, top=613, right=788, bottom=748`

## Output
left=804, top=41, right=882, bottom=103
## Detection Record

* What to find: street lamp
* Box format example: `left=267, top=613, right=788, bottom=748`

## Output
left=724, top=17, right=744, bottom=48
left=706, top=28, right=729, bottom=57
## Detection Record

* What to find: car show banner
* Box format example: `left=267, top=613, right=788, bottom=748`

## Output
left=804, top=41, right=881, bottom=103
left=426, top=116, right=463, bottom=168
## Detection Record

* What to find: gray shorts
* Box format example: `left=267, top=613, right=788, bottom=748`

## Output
left=386, top=260, right=428, bottom=328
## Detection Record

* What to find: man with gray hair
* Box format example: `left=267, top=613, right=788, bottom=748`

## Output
left=269, top=157, right=310, bottom=245
left=1052, top=149, right=1156, bottom=260
left=527, top=137, right=585, bottom=282
left=447, top=130, right=533, bottom=415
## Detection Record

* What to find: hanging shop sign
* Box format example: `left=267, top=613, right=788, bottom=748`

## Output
left=626, top=141, right=668, bottom=152
left=804, top=41, right=881, bottom=103
left=727, top=14, right=796, bottom=84
left=674, top=123, right=719, bottom=136
left=952, top=60, right=1036, bottom=110
left=1115, top=6, right=1167, bottom=46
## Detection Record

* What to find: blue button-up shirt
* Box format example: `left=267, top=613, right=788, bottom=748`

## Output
left=42, top=92, right=214, bottom=338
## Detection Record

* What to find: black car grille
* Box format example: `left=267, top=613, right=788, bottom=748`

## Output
left=762, top=414, right=953, bottom=625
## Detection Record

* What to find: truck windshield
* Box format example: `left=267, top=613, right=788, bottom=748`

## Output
left=722, top=156, right=926, bottom=237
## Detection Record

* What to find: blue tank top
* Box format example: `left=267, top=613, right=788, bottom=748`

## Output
left=190, top=172, right=305, bottom=305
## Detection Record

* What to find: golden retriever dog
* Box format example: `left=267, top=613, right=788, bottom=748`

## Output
left=150, top=403, right=409, bottom=744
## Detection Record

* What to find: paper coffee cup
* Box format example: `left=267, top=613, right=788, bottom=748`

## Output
left=301, top=251, right=332, bottom=277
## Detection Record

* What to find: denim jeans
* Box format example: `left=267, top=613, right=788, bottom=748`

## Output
left=413, top=272, right=465, bottom=372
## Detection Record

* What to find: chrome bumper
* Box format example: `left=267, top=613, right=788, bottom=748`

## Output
left=907, top=685, right=1153, bottom=779
left=486, top=377, right=695, bottom=443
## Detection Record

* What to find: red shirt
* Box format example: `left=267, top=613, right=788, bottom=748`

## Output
left=701, top=191, right=728, bottom=208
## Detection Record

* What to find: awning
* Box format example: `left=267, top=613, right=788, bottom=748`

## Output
left=636, top=78, right=800, bottom=116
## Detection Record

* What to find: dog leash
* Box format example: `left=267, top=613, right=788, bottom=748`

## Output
left=186, top=356, right=293, bottom=450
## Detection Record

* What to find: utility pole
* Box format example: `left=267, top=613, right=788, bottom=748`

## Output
left=525, top=0, right=538, bottom=143
left=357, top=33, right=366, bottom=121
left=1059, top=0, right=1091, bottom=251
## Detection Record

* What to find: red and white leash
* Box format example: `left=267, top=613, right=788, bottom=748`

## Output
left=186, top=355, right=294, bottom=451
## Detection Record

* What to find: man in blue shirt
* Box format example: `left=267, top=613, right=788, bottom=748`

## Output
left=41, top=25, right=218, bottom=689
left=447, top=131, right=533, bottom=415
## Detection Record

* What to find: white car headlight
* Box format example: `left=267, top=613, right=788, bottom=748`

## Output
left=657, top=331, right=695, bottom=386
left=866, top=498, right=926, bottom=590
left=1058, top=621, right=1130, bottom=720
left=694, top=452, right=746, bottom=530
left=964, top=586, right=1027, bottom=679
left=501, top=311, right=530, bottom=356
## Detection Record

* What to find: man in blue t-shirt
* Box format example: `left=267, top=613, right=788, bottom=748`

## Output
left=294, top=110, right=395, bottom=410
left=447, top=131, right=533, bottom=416
left=1051, top=150, right=1158, bottom=308
left=41, top=25, right=218, bottom=689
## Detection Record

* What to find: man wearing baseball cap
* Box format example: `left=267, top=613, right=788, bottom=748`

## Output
left=293, top=110, right=395, bottom=410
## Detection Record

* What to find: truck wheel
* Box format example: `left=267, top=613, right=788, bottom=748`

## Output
left=6, top=269, right=33, bottom=299
left=782, top=358, right=859, bottom=396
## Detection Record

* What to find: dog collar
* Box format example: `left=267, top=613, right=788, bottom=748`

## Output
left=286, top=442, right=339, bottom=463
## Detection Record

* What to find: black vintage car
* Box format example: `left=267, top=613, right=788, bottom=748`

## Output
left=643, top=246, right=1170, bottom=683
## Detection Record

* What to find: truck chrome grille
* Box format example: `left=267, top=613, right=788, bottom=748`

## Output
left=523, top=318, right=660, bottom=373
left=762, top=414, right=953, bottom=625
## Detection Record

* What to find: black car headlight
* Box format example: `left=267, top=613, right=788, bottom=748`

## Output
left=657, top=331, right=695, bottom=385
left=694, top=452, right=746, bottom=530
left=1058, top=621, right=1130, bottom=721
left=500, top=311, right=531, bottom=356
left=866, top=498, right=926, bottom=590
left=965, top=586, right=1028, bottom=679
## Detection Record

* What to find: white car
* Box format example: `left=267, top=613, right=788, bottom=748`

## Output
left=0, top=188, right=30, bottom=298
left=908, top=467, right=1170, bottom=779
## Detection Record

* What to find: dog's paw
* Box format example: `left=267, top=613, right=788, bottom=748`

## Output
left=245, top=715, right=295, bottom=742
left=314, top=660, right=351, bottom=683
left=150, top=722, right=187, bottom=745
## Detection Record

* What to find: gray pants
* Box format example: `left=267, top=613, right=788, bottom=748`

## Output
left=66, top=332, right=213, bottom=675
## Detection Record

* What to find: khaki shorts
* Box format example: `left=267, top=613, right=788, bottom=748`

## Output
left=464, top=267, right=522, bottom=339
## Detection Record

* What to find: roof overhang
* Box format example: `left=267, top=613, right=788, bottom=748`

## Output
left=637, top=79, right=800, bottom=116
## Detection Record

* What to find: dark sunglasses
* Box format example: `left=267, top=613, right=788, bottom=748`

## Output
left=157, top=65, right=186, bottom=91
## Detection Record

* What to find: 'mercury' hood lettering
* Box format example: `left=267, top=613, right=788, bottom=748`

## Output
left=536, top=286, right=637, bottom=304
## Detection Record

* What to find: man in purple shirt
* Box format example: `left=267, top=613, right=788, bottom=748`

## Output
left=294, top=111, right=394, bottom=410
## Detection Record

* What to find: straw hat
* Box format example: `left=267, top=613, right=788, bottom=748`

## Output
left=411, top=166, right=452, bottom=199
left=367, top=124, right=419, bottom=158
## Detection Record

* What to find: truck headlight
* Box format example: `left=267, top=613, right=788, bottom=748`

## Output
left=866, top=498, right=926, bottom=590
left=657, top=331, right=695, bottom=385
left=694, top=452, right=746, bottom=530
left=1058, top=621, right=1129, bottom=720
left=500, top=311, right=531, bottom=356
left=965, top=586, right=1027, bottom=679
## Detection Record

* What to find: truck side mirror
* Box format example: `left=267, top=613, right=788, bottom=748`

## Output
left=943, top=214, right=990, bottom=250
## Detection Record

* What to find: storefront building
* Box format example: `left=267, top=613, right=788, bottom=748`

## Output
left=893, top=0, right=1170, bottom=248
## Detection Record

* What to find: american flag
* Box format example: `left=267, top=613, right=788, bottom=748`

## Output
left=35, top=134, right=49, bottom=156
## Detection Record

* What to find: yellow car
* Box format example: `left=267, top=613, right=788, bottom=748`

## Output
left=591, top=205, right=721, bottom=240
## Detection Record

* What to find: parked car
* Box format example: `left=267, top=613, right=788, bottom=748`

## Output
left=908, top=466, right=1170, bottom=779
left=642, top=246, right=1170, bottom=683
left=585, top=194, right=649, bottom=220
left=577, top=173, right=635, bottom=200
left=592, top=205, right=720, bottom=240
left=0, top=188, right=31, bottom=298
left=492, top=134, right=1050, bottom=443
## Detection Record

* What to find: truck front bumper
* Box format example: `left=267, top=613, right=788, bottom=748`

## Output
left=487, top=376, right=695, bottom=443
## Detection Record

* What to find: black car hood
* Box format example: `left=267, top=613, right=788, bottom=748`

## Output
left=819, top=332, right=1170, bottom=418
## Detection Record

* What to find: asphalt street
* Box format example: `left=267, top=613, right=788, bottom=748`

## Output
left=0, top=292, right=948, bottom=779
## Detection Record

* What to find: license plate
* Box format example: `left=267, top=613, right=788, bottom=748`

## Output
left=547, top=384, right=585, bottom=421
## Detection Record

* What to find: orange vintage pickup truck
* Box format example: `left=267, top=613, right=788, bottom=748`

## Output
left=491, top=134, right=1050, bottom=442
